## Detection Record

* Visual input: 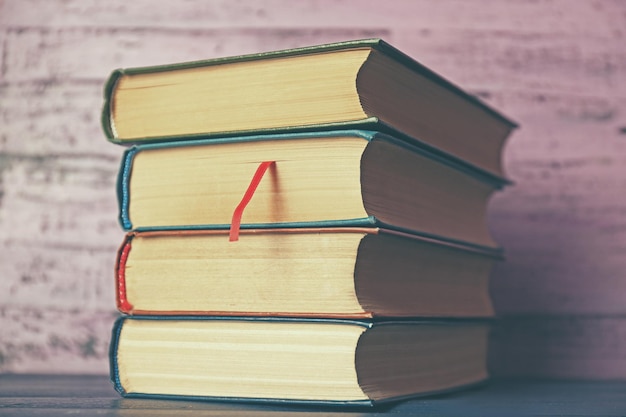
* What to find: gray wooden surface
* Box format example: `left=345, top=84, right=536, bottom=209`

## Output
left=1, top=0, right=626, bottom=377
left=2, top=375, right=626, bottom=417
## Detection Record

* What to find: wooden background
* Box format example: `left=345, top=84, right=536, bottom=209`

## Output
left=1, top=0, right=625, bottom=377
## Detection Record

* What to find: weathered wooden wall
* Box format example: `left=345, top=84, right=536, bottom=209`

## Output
left=1, top=0, right=625, bottom=377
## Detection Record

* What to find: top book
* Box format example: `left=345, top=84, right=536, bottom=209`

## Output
left=102, top=38, right=516, bottom=178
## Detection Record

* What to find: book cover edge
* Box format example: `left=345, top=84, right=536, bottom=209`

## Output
left=107, top=120, right=511, bottom=184
left=126, top=225, right=503, bottom=258
left=105, top=118, right=381, bottom=145
left=129, top=222, right=503, bottom=257
left=121, top=128, right=508, bottom=188
left=118, top=147, right=137, bottom=231
left=111, top=315, right=493, bottom=329
left=108, top=316, right=126, bottom=396
left=114, top=379, right=489, bottom=407
left=115, top=233, right=134, bottom=314
left=371, top=39, right=518, bottom=128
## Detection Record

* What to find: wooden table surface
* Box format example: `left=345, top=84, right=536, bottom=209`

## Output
left=1, top=375, right=626, bottom=416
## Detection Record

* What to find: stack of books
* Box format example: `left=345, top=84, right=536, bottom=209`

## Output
left=102, top=39, right=517, bottom=406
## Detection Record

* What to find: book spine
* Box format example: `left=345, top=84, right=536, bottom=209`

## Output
left=101, top=69, right=124, bottom=142
left=133, top=217, right=380, bottom=233
left=115, top=234, right=135, bottom=314
left=117, top=147, right=137, bottom=230
left=108, top=317, right=126, bottom=395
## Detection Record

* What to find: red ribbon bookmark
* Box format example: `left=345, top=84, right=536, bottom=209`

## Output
left=229, top=161, right=276, bottom=242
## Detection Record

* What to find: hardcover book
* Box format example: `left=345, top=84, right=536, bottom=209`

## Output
left=117, top=130, right=506, bottom=249
left=115, top=227, right=498, bottom=318
left=109, top=316, right=490, bottom=406
left=102, top=38, right=517, bottom=178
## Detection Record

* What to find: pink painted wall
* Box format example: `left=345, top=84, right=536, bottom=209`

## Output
left=1, top=0, right=625, bottom=377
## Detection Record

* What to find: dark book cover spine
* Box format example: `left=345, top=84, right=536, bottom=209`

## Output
left=101, top=69, right=124, bottom=142
left=117, top=146, right=137, bottom=230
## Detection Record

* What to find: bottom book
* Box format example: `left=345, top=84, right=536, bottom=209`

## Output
left=110, top=316, right=490, bottom=406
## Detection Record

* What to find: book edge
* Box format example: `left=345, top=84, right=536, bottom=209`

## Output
left=118, top=147, right=137, bottom=230
left=111, top=315, right=492, bottom=329
left=113, top=378, right=489, bottom=407
left=108, top=316, right=126, bottom=396
left=117, top=391, right=375, bottom=407
left=131, top=217, right=377, bottom=233
left=371, top=39, right=518, bottom=128
left=105, top=117, right=382, bottom=145
left=130, top=221, right=502, bottom=254
left=112, top=38, right=383, bottom=75
left=369, top=128, right=509, bottom=187
left=101, top=69, right=121, bottom=142
left=115, top=234, right=134, bottom=314
left=120, top=128, right=508, bottom=190
left=108, top=120, right=511, bottom=184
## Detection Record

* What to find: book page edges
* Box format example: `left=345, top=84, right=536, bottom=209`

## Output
left=108, top=317, right=126, bottom=395
left=105, top=117, right=382, bottom=145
